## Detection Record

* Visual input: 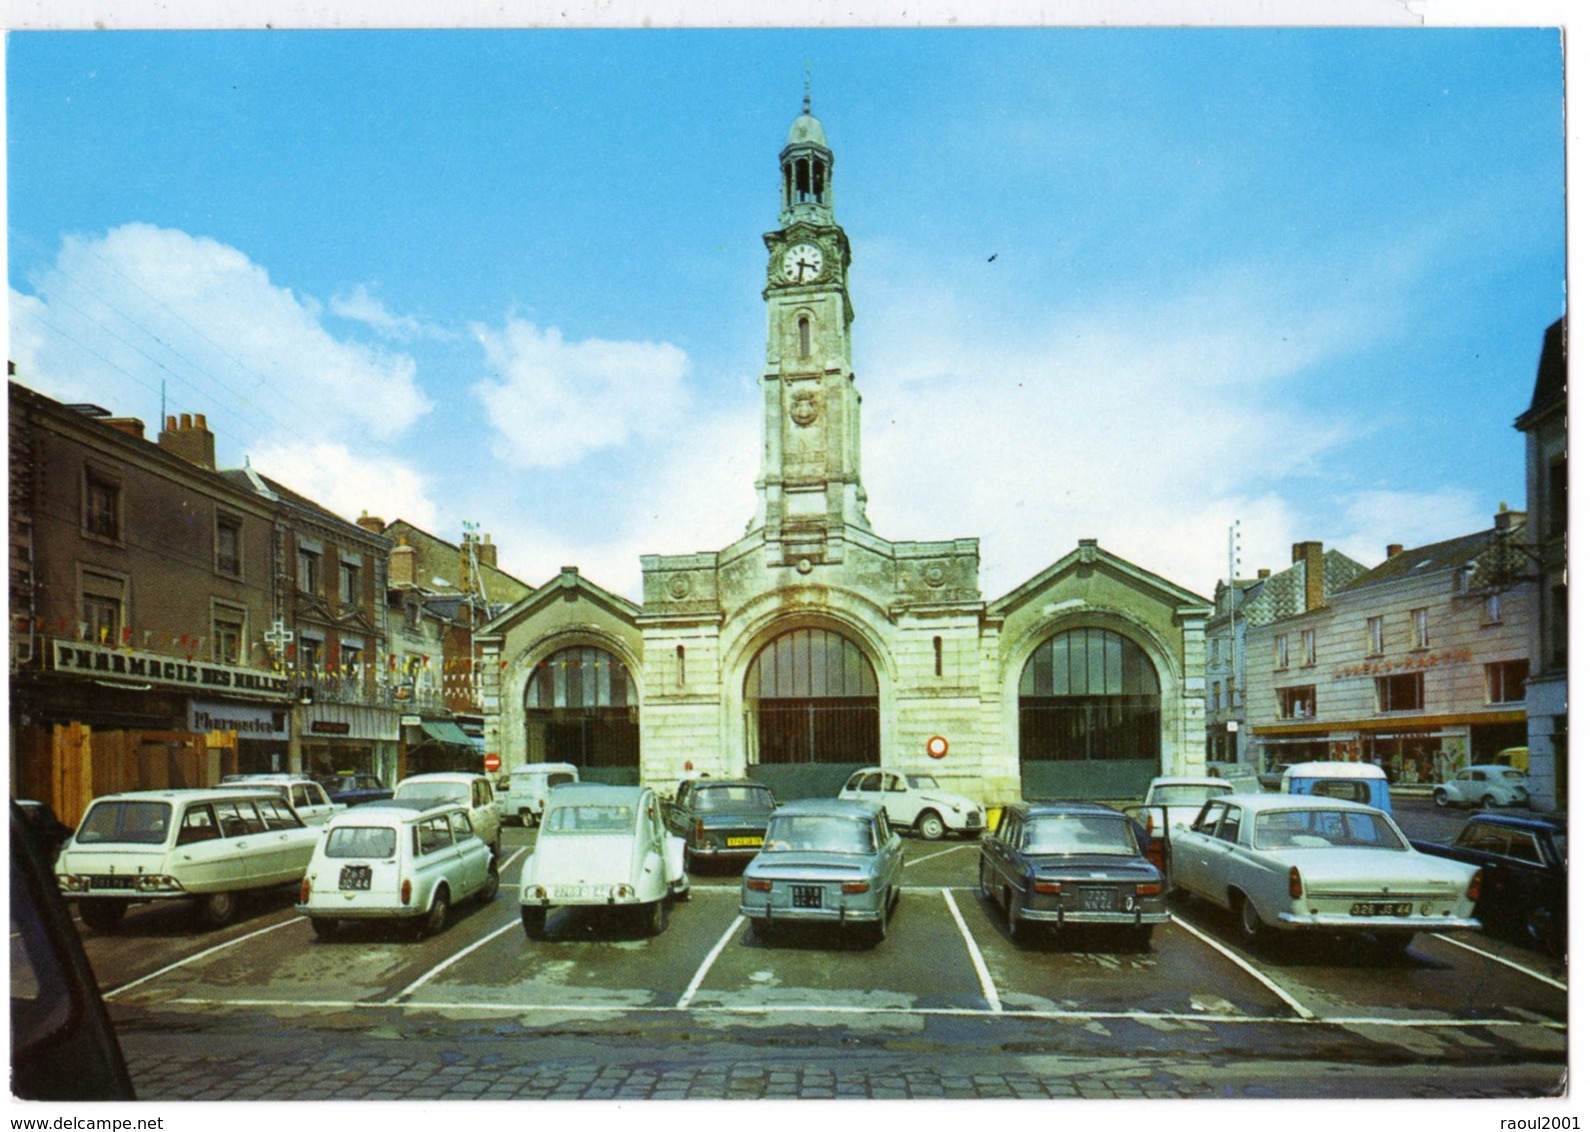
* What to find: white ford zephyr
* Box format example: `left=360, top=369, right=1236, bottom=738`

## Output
left=519, top=784, right=689, bottom=939
left=1166, top=793, right=1482, bottom=956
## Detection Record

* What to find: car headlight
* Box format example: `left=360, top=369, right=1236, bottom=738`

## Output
left=57, top=874, right=88, bottom=894
left=134, top=875, right=185, bottom=894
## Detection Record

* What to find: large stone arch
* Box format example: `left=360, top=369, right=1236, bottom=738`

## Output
left=501, top=626, right=645, bottom=784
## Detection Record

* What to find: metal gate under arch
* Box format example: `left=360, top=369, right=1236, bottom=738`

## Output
left=523, top=645, right=639, bottom=785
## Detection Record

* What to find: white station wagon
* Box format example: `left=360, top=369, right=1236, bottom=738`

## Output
left=56, top=788, right=320, bottom=931
left=297, top=802, right=499, bottom=939
left=519, top=784, right=689, bottom=939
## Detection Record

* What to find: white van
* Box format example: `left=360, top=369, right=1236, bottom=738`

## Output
left=502, top=762, right=580, bottom=827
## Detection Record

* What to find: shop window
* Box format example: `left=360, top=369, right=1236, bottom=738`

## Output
left=80, top=570, right=124, bottom=645
left=212, top=606, right=246, bottom=666
left=1366, top=615, right=1384, bottom=657
left=215, top=514, right=243, bottom=577
left=1300, top=628, right=1316, bottom=667
left=1376, top=672, right=1424, bottom=713
left=1485, top=659, right=1529, bottom=705
left=298, top=548, right=321, bottom=595
left=1273, top=634, right=1289, bottom=670
left=1277, top=685, right=1316, bottom=720
left=83, top=466, right=122, bottom=542
left=1410, top=608, right=1430, bottom=649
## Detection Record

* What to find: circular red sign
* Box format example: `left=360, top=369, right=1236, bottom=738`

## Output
left=483, top=753, right=502, bottom=772
left=926, top=735, right=949, bottom=759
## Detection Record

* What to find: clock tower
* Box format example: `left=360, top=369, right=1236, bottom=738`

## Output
left=755, top=95, right=870, bottom=565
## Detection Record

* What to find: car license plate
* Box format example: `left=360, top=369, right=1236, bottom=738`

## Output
left=1350, top=902, right=1412, bottom=917
left=553, top=885, right=589, bottom=899
left=726, top=835, right=763, bottom=848
left=339, top=865, right=372, bottom=891
left=1079, top=885, right=1116, bottom=912
left=792, top=885, right=824, bottom=909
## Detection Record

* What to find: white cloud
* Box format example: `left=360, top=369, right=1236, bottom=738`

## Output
left=330, top=284, right=453, bottom=342
left=249, top=439, right=440, bottom=535
left=1328, top=488, right=1493, bottom=570
left=10, top=224, right=433, bottom=449
left=471, top=317, right=691, bottom=468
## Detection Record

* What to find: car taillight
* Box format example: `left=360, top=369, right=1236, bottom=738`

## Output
left=1288, top=866, right=1303, bottom=900
left=695, top=819, right=706, bottom=845
left=401, top=879, right=412, bottom=905
left=1033, top=881, right=1063, bottom=895
left=1136, top=882, right=1162, bottom=897
left=841, top=881, right=870, bottom=895
left=300, top=878, right=311, bottom=903
left=746, top=878, right=772, bottom=892
left=1145, top=813, right=1155, bottom=836
left=1467, top=870, right=1483, bottom=903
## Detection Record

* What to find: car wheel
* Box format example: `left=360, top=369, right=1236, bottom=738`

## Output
left=479, top=863, right=501, bottom=904
left=521, top=905, right=547, bottom=940
left=1236, top=894, right=1270, bottom=948
left=978, top=860, right=994, bottom=902
left=1005, top=889, right=1027, bottom=944
left=1527, top=906, right=1564, bottom=958
left=309, top=916, right=338, bottom=940
left=1479, top=793, right=1499, bottom=809
left=916, top=811, right=946, bottom=841
left=491, top=838, right=503, bottom=862
left=196, top=891, right=238, bottom=929
left=1433, top=788, right=1450, bottom=808
left=421, top=888, right=450, bottom=937
left=641, top=899, right=668, bottom=937
left=1128, top=924, right=1154, bottom=951
left=872, top=890, right=891, bottom=945
left=745, top=916, right=763, bottom=942
left=1369, top=932, right=1412, bottom=957
left=78, top=901, right=126, bottom=934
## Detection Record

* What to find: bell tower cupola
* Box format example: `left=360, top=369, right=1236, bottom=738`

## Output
left=754, top=93, right=869, bottom=564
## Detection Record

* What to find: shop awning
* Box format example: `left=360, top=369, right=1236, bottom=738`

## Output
left=419, top=719, right=473, bottom=747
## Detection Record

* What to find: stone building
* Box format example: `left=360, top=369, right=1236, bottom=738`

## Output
left=479, top=101, right=1211, bottom=805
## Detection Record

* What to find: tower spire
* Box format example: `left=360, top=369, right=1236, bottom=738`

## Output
left=803, top=64, right=811, bottom=115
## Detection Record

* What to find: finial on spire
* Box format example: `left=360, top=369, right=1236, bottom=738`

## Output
left=803, top=61, right=812, bottom=115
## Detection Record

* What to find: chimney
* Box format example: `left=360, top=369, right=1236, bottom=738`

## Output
left=1257, top=568, right=1271, bottom=580
left=390, top=536, right=416, bottom=587
left=103, top=417, right=146, bottom=440
left=477, top=533, right=498, bottom=569
left=1292, top=540, right=1325, bottom=611
left=1386, top=544, right=1404, bottom=560
left=158, top=411, right=216, bottom=470
left=1494, top=501, right=1526, bottom=533
left=356, top=511, right=385, bottom=534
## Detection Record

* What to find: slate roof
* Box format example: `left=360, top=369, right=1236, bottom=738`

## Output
left=1339, top=527, right=1517, bottom=593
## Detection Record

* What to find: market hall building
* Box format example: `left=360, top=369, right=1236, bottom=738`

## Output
left=479, top=103, right=1212, bottom=805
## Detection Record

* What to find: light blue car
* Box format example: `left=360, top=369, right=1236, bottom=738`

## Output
left=738, top=799, right=903, bottom=946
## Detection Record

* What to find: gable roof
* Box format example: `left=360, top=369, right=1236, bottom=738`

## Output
left=989, top=540, right=1210, bottom=617
left=480, top=566, right=640, bottom=636
left=1339, top=527, right=1506, bottom=592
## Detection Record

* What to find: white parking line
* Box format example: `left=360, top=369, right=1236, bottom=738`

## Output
left=103, top=917, right=300, bottom=1000
left=388, top=919, right=522, bottom=1004
left=942, top=889, right=1001, bottom=1013
left=1170, top=913, right=1316, bottom=1020
left=676, top=913, right=745, bottom=1009
left=1430, top=933, right=1568, bottom=991
left=906, top=843, right=974, bottom=868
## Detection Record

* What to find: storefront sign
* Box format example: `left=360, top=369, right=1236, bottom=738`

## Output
left=50, top=639, right=293, bottom=698
left=1333, top=647, right=1473, bottom=680
left=188, top=701, right=290, bottom=739
left=311, top=721, right=352, bottom=735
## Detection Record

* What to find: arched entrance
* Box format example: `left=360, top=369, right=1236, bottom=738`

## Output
left=1018, top=627, right=1162, bottom=800
left=745, top=627, right=879, bottom=800
left=523, top=645, right=639, bottom=785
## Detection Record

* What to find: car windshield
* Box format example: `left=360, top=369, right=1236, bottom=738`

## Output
left=324, top=826, right=398, bottom=859
left=1253, top=808, right=1405, bottom=851
left=543, top=804, right=634, bottom=834
left=1148, top=783, right=1231, bottom=806
left=695, top=786, right=775, bottom=812
left=762, top=814, right=876, bottom=854
left=905, top=775, right=940, bottom=790
left=75, top=801, right=173, bottom=846
left=394, top=782, right=468, bottom=807
left=1023, top=814, right=1138, bottom=856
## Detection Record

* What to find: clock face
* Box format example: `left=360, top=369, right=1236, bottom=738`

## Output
left=781, top=243, right=824, bottom=284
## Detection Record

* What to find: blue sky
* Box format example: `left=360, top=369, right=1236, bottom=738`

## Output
left=5, top=27, right=1566, bottom=601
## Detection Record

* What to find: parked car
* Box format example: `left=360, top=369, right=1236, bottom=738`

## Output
left=837, top=769, right=984, bottom=840
left=1280, top=761, right=1392, bottom=814
left=980, top=801, right=1168, bottom=948
left=1410, top=812, right=1566, bottom=956
left=16, top=798, right=75, bottom=865
left=297, top=801, right=499, bottom=939
left=501, top=762, right=580, bottom=827
left=1206, top=763, right=1264, bottom=793
left=222, top=773, right=345, bottom=825
left=55, top=788, right=320, bottom=931
left=1166, top=794, right=1481, bottom=955
left=315, top=773, right=394, bottom=808
left=663, top=777, right=778, bottom=872
left=393, top=772, right=501, bottom=860
left=739, top=799, right=904, bottom=945
left=1143, top=776, right=1235, bottom=830
left=519, top=784, right=689, bottom=939
left=1433, top=765, right=1531, bottom=809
